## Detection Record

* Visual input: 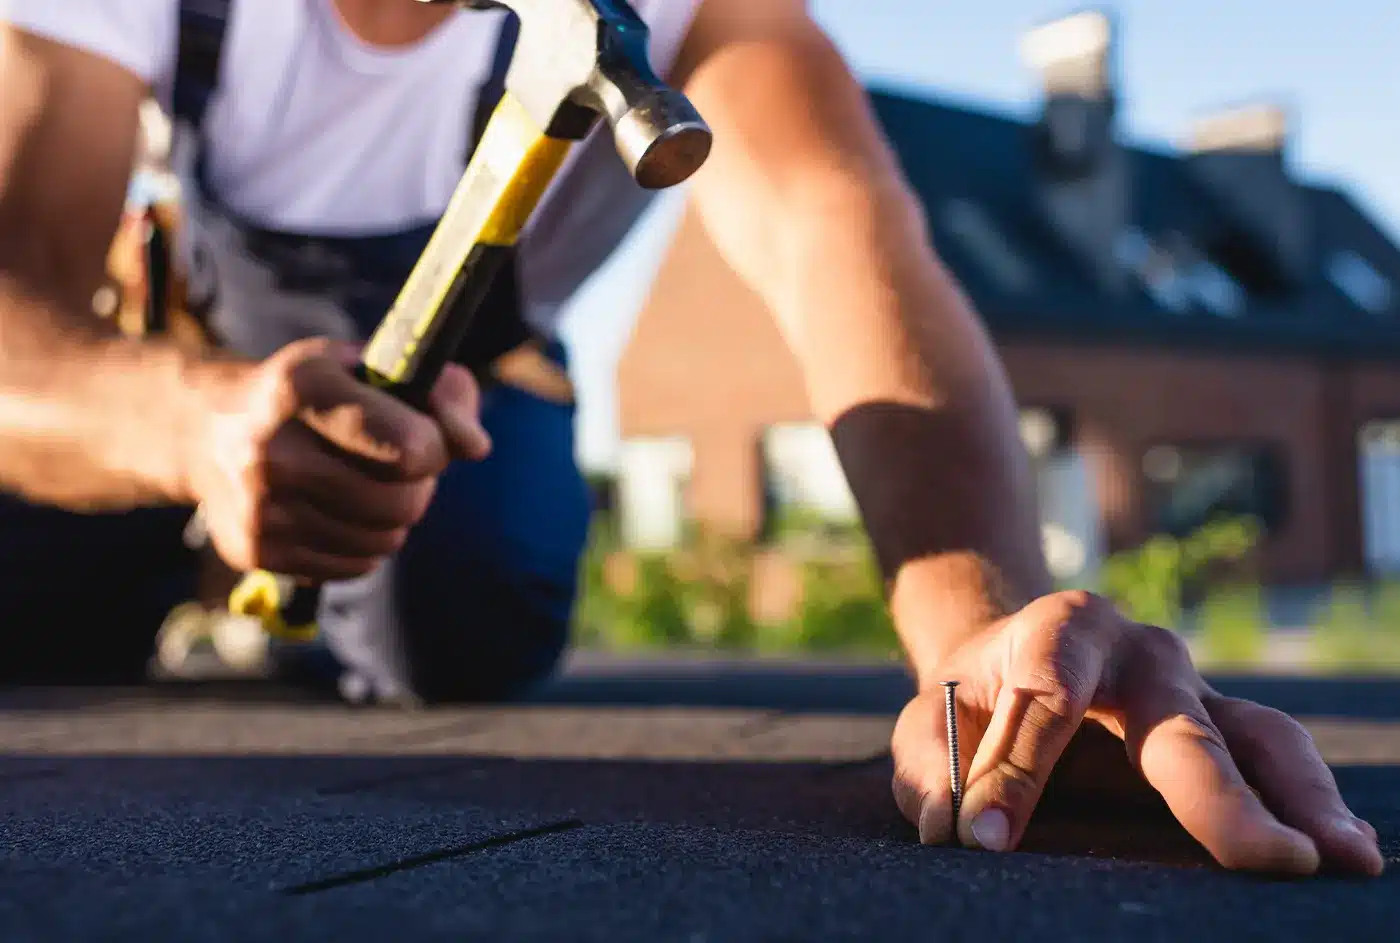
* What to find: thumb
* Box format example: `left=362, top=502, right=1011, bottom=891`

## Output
left=957, top=616, right=1107, bottom=852
left=429, top=363, right=492, bottom=461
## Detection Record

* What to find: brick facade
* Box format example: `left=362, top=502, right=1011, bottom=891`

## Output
left=618, top=206, right=1400, bottom=585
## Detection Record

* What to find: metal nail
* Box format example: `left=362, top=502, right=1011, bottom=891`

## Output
left=940, top=680, right=962, bottom=845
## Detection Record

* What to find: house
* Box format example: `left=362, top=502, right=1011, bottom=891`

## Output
left=614, top=10, right=1400, bottom=587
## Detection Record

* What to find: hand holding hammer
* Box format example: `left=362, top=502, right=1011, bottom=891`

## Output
left=200, top=0, right=714, bottom=640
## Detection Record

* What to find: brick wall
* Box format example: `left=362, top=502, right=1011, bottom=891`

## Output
left=619, top=206, right=1400, bottom=584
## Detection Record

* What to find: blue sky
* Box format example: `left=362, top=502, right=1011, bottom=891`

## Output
left=560, top=0, right=1400, bottom=471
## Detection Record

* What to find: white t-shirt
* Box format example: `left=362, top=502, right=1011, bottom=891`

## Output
left=1, top=0, right=703, bottom=353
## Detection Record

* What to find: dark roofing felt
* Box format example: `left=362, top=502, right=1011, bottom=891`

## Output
left=1, top=654, right=1398, bottom=941
left=868, top=87, right=1400, bottom=360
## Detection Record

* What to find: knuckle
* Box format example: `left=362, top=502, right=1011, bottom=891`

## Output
left=1044, top=588, right=1113, bottom=623
left=1136, top=622, right=1192, bottom=664
left=1271, top=708, right=1314, bottom=745
left=383, top=483, right=432, bottom=528
left=394, top=417, right=445, bottom=478
left=1254, top=704, right=1323, bottom=757
left=1173, top=708, right=1231, bottom=754
left=986, top=757, right=1042, bottom=806
left=256, top=358, right=302, bottom=426
left=1030, top=679, right=1083, bottom=726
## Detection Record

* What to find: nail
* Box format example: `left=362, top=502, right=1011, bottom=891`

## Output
left=971, top=807, right=1011, bottom=852
left=940, top=680, right=962, bottom=842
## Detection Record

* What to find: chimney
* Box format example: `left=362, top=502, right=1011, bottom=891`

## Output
left=1186, top=102, right=1309, bottom=292
left=1020, top=9, right=1132, bottom=294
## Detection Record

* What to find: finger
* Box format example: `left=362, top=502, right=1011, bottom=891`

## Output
left=890, top=692, right=969, bottom=846
left=1124, top=680, right=1319, bottom=875
left=266, top=422, right=436, bottom=530
left=263, top=498, right=409, bottom=561
left=959, top=596, right=1110, bottom=852
left=287, top=351, right=450, bottom=481
left=430, top=364, right=492, bottom=461
left=1211, top=696, right=1384, bottom=876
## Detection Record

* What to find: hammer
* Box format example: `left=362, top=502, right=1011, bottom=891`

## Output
left=222, top=0, right=714, bottom=641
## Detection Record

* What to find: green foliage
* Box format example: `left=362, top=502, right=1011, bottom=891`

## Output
left=785, top=538, right=899, bottom=656
left=1097, top=516, right=1262, bottom=629
left=1098, top=534, right=1186, bottom=628
left=570, top=508, right=1400, bottom=674
left=765, top=504, right=865, bottom=546
left=571, top=512, right=895, bottom=655
left=678, top=529, right=759, bottom=650
left=1310, top=580, right=1400, bottom=673
left=1310, top=580, right=1379, bottom=672
left=1196, top=583, right=1266, bottom=667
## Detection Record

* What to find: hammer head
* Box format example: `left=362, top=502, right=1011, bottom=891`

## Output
left=425, top=0, right=712, bottom=190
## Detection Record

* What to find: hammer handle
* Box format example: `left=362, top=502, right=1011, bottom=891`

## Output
left=228, top=92, right=575, bottom=639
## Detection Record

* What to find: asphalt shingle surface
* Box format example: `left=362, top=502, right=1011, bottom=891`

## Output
left=1, top=655, right=1398, bottom=942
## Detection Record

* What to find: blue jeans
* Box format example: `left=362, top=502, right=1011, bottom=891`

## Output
left=0, top=344, right=591, bottom=702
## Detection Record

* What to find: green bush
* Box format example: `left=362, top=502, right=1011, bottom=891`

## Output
left=1196, top=583, right=1266, bottom=667
left=1311, top=581, right=1377, bottom=672
left=678, top=529, right=759, bottom=650
left=574, top=510, right=1287, bottom=663
left=784, top=539, right=899, bottom=656
left=1097, top=516, right=1261, bottom=630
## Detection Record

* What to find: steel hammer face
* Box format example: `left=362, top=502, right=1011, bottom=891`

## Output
left=423, top=0, right=713, bottom=189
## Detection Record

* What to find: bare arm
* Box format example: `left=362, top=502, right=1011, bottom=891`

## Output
left=671, top=0, right=1052, bottom=683
left=0, top=26, right=199, bottom=511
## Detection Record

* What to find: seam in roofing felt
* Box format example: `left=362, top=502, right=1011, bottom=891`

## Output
left=275, top=819, right=586, bottom=896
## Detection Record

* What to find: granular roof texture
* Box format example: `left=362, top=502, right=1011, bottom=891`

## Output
left=1, top=654, right=1397, bottom=942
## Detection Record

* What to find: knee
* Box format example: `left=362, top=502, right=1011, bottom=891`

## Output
left=394, top=544, right=580, bottom=705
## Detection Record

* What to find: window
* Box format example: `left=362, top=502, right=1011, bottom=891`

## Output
left=1141, top=442, right=1288, bottom=538
left=941, top=199, right=1036, bottom=293
left=1329, top=250, right=1393, bottom=314
left=1019, top=406, right=1073, bottom=459
left=1113, top=227, right=1192, bottom=313
left=759, top=423, right=859, bottom=542
left=1020, top=407, right=1104, bottom=585
left=617, top=436, right=693, bottom=550
left=1183, top=258, right=1245, bottom=317
left=1359, top=420, right=1400, bottom=574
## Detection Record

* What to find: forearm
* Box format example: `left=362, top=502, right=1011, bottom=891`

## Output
left=0, top=275, right=199, bottom=511
left=779, top=183, right=1053, bottom=678
left=677, top=8, right=1051, bottom=681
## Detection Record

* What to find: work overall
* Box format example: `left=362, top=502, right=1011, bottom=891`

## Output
left=0, top=0, right=592, bottom=703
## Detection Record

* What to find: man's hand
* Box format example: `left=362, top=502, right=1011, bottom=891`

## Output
left=890, top=589, right=1385, bottom=877
left=183, top=338, right=491, bottom=581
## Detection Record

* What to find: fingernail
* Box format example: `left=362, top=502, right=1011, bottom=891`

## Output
left=970, top=807, right=1011, bottom=852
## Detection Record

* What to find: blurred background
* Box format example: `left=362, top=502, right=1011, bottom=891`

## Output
left=111, top=2, right=1400, bottom=673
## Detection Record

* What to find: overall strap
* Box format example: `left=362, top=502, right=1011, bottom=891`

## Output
left=171, top=0, right=232, bottom=131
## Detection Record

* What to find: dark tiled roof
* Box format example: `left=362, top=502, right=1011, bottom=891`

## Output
left=868, top=86, right=1400, bottom=360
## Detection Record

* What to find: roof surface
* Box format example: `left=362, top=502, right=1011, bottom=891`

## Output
left=1, top=654, right=1397, bottom=941
left=869, top=87, right=1400, bottom=359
